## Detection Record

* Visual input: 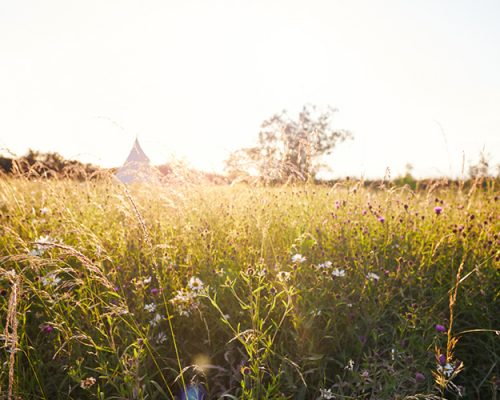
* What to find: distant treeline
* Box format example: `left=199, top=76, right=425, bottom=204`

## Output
left=0, top=150, right=105, bottom=180
left=1, top=150, right=497, bottom=190
left=0, top=150, right=229, bottom=184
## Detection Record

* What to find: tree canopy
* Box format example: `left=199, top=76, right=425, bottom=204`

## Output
left=226, top=104, right=352, bottom=182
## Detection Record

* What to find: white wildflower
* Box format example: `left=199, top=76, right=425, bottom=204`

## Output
left=170, top=290, right=197, bottom=317
left=366, top=272, right=380, bottom=281
left=80, top=376, right=96, bottom=389
left=143, top=276, right=152, bottom=285
left=40, top=207, right=50, bottom=215
left=32, top=235, right=55, bottom=256
left=318, top=261, right=333, bottom=269
left=443, top=363, right=454, bottom=378
left=332, top=268, right=346, bottom=277
left=41, top=272, right=61, bottom=287
left=291, top=254, right=306, bottom=263
left=149, top=313, right=163, bottom=327
left=344, top=359, right=355, bottom=371
left=277, top=271, right=291, bottom=282
left=156, top=332, right=167, bottom=344
left=4, top=269, right=16, bottom=279
left=188, top=276, right=204, bottom=293
left=144, top=302, right=156, bottom=313
left=319, top=388, right=335, bottom=399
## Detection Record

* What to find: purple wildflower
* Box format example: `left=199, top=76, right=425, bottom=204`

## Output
left=42, top=325, right=54, bottom=334
left=415, top=372, right=425, bottom=382
left=435, top=324, right=446, bottom=333
left=377, top=216, right=385, bottom=223
left=438, top=354, right=446, bottom=365
left=434, top=206, right=443, bottom=215
left=150, top=288, right=160, bottom=295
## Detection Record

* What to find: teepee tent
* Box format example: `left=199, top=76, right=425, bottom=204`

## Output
left=115, top=138, right=160, bottom=184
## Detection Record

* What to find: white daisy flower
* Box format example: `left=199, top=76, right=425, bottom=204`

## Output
left=332, top=268, right=346, bottom=277
left=291, top=254, right=306, bottom=263
left=144, top=302, right=156, bottom=313
left=366, top=272, right=380, bottom=281
left=188, top=276, right=204, bottom=292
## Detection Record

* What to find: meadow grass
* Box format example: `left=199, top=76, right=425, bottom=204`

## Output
left=0, top=176, right=498, bottom=399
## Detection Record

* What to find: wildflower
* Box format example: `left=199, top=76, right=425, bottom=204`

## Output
left=435, top=324, right=446, bottom=333
left=150, top=288, right=160, bottom=295
left=40, top=207, right=50, bottom=215
left=277, top=271, right=291, bottom=282
left=144, top=302, right=156, bottom=313
left=440, top=363, right=455, bottom=378
left=434, top=206, right=443, bottom=215
left=291, top=253, right=306, bottom=263
left=41, top=324, right=54, bottom=334
left=143, top=276, right=152, bottom=284
left=344, top=359, right=355, bottom=371
left=319, top=388, right=335, bottom=399
left=415, top=372, right=425, bottom=382
left=41, top=273, right=61, bottom=287
left=80, top=376, right=96, bottom=389
left=332, top=268, right=345, bottom=277
left=366, top=272, right=380, bottom=281
left=4, top=269, right=16, bottom=279
left=377, top=216, right=385, bottom=223
left=318, top=261, right=332, bottom=269
left=170, top=290, right=197, bottom=317
left=188, top=276, right=204, bottom=293
left=31, top=235, right=54, bottom=256
left=180, top=383, right=207, bottom=400
left=149, top=313, right=163, bottom=327
left=156, top=332, right=167, bottom=344
left=438, top=354, right=446, bottom=365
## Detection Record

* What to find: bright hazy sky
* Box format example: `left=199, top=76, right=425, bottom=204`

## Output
left=1, top=0, right=499, bottom=178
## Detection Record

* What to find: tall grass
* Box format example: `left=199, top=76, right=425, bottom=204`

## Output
left=0, top=175, right=498, bottom=399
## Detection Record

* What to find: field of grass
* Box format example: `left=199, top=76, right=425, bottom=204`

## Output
left=0, top=176, right=498, bottom=399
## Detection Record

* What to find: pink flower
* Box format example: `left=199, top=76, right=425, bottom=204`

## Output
left=434, top=206, right=443, bottom=215
left=435, top=324, right=446, bottom=333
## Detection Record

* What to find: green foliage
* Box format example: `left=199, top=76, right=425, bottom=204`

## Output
left=0, top=177, right=498, bottom=399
